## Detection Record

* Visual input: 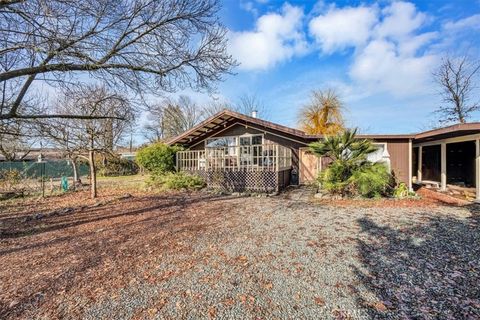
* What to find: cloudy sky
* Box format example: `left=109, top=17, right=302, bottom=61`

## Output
left=198, top=0, right=480, bottom=134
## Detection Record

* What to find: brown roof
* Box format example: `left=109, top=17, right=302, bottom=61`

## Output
left=413, top=122, right=480, bottom=142
left=166, top=109, right=311, bottom=146
left=167, top=110, right=480, bottom=146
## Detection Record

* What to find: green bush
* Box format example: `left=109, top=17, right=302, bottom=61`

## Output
left=311, top=129, right=394, bottom=198
left=135, top=143, right=182, bottom=174
left=96, top=156, right=139, bottom=177
left=349, top=162, right=392, bottom=198
left=319, top=161, right=392, bottom=198
left=393, top=182, right=416, bottom=199
left=318, top=161, right=351, bottom=195
left=149, top=172, right=205, bottom=191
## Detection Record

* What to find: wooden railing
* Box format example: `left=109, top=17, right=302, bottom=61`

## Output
left=176, top=144, right=292, bottom=172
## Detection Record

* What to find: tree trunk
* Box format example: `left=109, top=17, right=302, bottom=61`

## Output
left=89, top=149, right=97, bottom=199
left=70, top=157, right=79, bottom=191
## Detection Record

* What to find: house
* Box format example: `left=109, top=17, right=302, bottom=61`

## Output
left=167, top=110, right=480, bottom=201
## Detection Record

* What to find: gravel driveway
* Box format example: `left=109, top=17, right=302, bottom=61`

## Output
left=1, top=187, right=479, bottom=319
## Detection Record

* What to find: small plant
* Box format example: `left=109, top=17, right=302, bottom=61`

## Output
left=0, top=169, right=22, bottom=191
left=393, top=182, right=416, bottom=199
left=148, top=172, right=205, bottom=191
left=136, top=143, right=183, bottom=174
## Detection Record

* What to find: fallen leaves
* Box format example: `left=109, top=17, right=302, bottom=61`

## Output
left=314, top=296, right=325, bottom=306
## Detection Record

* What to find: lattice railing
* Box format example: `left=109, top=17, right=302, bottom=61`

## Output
left=177, top=144, right=292, bottom=172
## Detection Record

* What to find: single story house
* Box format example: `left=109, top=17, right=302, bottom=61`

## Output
left=167, top=110, right=480, bottom=200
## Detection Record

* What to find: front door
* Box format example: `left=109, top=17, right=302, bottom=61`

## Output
left=299, top=148, right=320, bottom=184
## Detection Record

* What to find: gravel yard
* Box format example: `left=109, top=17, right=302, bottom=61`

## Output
left=1, top=187, right=479, bottom=319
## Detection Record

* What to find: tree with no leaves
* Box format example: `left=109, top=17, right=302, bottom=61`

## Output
left=433, top=55, right=480, bottom=124
left=203, top=93, right=268, bottom=118
left=143, top=95, right=204, bottom=142
left=0, top=119, right=36, bottom=160
left=0, top=0, right=234, bottom=122
left=41, top=85, right=135, bottom=198
left=298, top=89, right=345, bottom=136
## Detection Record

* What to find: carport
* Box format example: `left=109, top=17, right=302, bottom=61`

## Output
left=413, top=123, right=480, bottom=201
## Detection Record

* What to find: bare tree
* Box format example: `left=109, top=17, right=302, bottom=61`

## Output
left=433, top=55, right=480, bottom=124
left=203, top=93, right=268, bottom=118
left=203, top=98, right=231, bottom=117
left=0, top=0, right=234, bottom=122
left=235, top=93, right=268, bottom=118
left=41, top=85, right=135, bottom=198
left=143, top=95, right=204, bottom=142
left=0, top=117, right=37, bottom=160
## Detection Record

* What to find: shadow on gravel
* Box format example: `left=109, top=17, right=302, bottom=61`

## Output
left=0, top=193, right=230, bottom=240
left=1, top=192, right=233, bottom=319
left=353, top=207, right=480, bottom=319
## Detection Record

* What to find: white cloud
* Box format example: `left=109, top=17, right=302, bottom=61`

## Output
left=309, top=5, right=378, bottom=53
left=375, top=1, right=427, bottom=39
left=308, top=1, right=438, bottom=97
left=350, top=40, right=437, bottom=96
left=229, top=4, right=308, bottom=70
left=444, top=14, right=480, bottom=32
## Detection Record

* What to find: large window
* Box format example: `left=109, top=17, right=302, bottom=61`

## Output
left=206, top=137, right=237, bottom=155
left=239, top=135, right=263, bottom=165
left=205, top=134, right=264, bottom=166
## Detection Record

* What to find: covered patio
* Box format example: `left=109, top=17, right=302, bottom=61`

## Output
left=412, top=123, right=480, bottom=201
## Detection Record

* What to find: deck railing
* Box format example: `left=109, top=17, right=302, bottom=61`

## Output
left=176, top=144, right=292, bottom=172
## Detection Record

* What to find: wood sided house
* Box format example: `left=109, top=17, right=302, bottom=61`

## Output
left=167, top=110, right=480, bottom=201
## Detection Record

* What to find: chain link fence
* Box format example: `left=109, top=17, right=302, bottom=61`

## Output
left=0, top=160, right=89, bottom=198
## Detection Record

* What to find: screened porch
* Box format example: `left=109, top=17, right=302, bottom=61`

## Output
left=176, top=144, right=292, bottom=172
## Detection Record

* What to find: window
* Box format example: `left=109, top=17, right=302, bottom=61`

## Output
left=239, top=135, right=263, bottom=165
left=239, top=134, right=262, bottom=146
left=206, top=137, right=237, bottom=155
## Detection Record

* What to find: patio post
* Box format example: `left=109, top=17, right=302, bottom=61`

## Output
left=417, top=146, right=422, bottom=183
left=441, top=142, right=447, bottom=191
left=476, top=139, right=480, bottom=202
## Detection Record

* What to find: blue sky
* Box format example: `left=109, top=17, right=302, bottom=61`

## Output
left=190, top=0, right=480, bottom=134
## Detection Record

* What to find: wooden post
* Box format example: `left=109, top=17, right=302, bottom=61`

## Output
left=441, top=142, right=447, bottom=191
left=476, top=139, right=480, bottom=202
left=417, top=146, right=422, bottom=183
left=176, top=151, right=179, bottom=171
left=275, top=145, right=279, bottom=172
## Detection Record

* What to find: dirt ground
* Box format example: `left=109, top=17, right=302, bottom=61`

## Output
left=0, top=185, right=479, bottom=319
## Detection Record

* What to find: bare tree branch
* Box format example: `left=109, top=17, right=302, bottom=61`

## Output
left=0, top=0, right=235, bottom=121
left=433, top=54, right=480, bottom=124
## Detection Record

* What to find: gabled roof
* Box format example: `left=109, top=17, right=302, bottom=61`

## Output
left=166, top=109, right=310, bottom=146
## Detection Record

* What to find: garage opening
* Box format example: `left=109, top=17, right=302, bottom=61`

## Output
left=447, top=141, right=476, bottom=187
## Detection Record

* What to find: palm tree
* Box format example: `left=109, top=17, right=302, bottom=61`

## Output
left=298, top=89, right=345, bottom=135
left=308, top=129, right=391, bottom=198
left=309, top=129, right=377, bottom=167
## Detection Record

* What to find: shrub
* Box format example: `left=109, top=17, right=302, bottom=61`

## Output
left=349, top=162, right=393, bottom=198
left=0, top=169, right=21, bottom=191
left=312, top=129, right=394, bottom=198
left=96, top=156, right=139, bottom=176
left=149, top=172, right=205, bottom=191
left=135, top=143, right=182, bottom=174
left=318, top=161, right=350, bottom=195
left=393, top=182, right=416, bottom=199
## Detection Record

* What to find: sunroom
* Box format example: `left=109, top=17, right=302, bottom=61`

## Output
left=176, top=133, right=293, bottom=192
